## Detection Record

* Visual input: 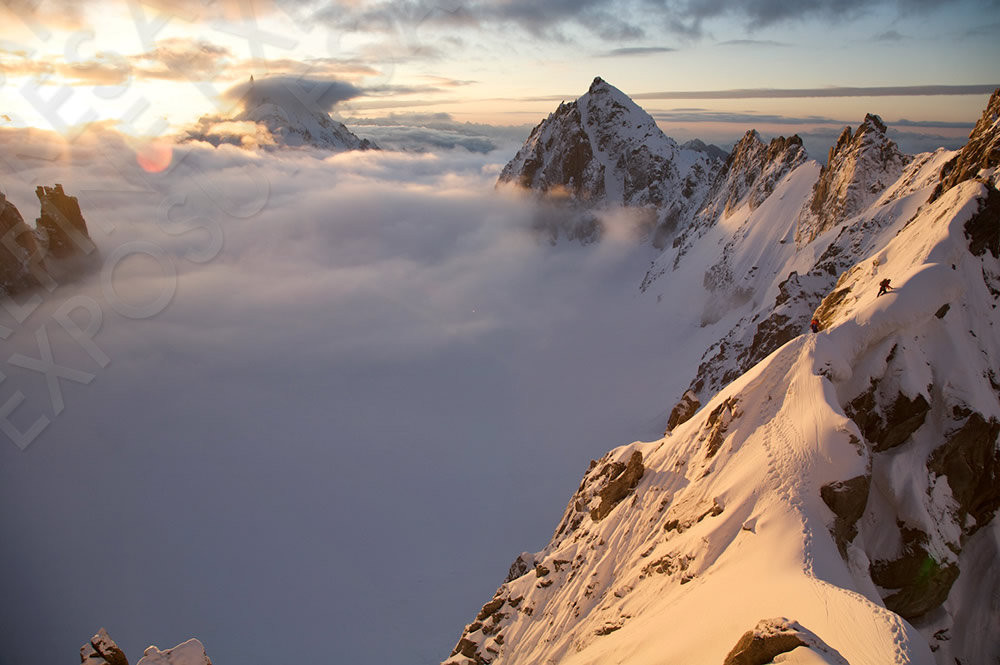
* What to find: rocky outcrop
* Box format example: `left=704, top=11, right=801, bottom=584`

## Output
left=927, top=412, right=1000, bottom=537
left=870, top=527, right=960, bottom=621
left=0, top=191, right=45, bottom=294
left=820, top=475, right=870, bottom=557
left=589, top=450, right=644, bottom=521
left=963, top=182, right=1000, bottom=259
left=81, top=628, right=129, bottom=665
left=722, top=618, right=849, bottom=665
left=498, top=77, right=724, bottom=246
left=35, top=184, right=96, bottom=259
left=665, top=389, right=699, bottom=432
left=932, top=87, right=1000, bottom=200
left=0, top=184, right=95, bottom=296
left=796, top=114, right=910, bottom=244
left=844, top=379, right=930, bottom=452
left=136, top=639, right=212, bottom=665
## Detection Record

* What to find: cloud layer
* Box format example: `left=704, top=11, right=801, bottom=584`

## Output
left=0, top=128, right=705, bottom=665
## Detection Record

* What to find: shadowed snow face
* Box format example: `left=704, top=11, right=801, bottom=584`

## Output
left=0, top=128, right=697, bottom=665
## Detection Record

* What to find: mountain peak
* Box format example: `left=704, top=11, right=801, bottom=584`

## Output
left=859, top=112, right=887, bottom=135
left=498, top=77, right=723, bottom=246
left=931, top=86, right=1000, bottom=200
left=796, top=115, right=909, bottom=244
left=696, top=129, right=807, bottom=222
left=187, top=76, right=378, bottom=152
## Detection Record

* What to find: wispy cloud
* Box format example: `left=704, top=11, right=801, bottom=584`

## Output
left=650, top=108, right=975, bottom=130
left=345, top=111, right=531, bottom=152
left=872, top=29, right=906, bottom=41
left=598, top=46, right=676, bottom=57
left=633, top=85, right=1000, bottom=100
left=716, top=39, right=790, bottom=47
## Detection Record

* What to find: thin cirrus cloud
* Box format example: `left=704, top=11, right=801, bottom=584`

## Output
left=716, top=39, right=791, bottom=47
left=873, top=29, right=907, bottom=41
left=632, top=84, right=1000, bottom=99
left=650, top=108, right=975, bottom=128
left=305, top=0, right=999, bottom=39
left=598, top=46, right=676, bottom=57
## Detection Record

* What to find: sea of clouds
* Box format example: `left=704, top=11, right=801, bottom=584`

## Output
left=0, top=130, right=715, bottom=665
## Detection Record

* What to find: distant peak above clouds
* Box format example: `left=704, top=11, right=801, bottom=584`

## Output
left=184, top=75, right=378, bottom=152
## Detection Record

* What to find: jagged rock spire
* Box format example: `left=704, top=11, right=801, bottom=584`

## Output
left=795, top=113, right=909, bottom=244
left=932, top=87, right=1000, bottom=200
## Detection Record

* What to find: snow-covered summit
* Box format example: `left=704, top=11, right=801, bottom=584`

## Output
left=186, top=76, right=378, bottom=152
left=498, top=77, right=724, bottom=246
left=237, top=83, right=377, bottom=152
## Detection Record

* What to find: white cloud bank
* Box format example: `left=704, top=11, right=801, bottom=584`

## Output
left=0, top=130, right=714, bottom=665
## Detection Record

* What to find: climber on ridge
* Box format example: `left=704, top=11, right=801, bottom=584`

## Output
left=877, top=278, right=893, bottom=297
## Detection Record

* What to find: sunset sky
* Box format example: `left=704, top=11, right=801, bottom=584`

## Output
left=1, top=0, right=997, bottom=151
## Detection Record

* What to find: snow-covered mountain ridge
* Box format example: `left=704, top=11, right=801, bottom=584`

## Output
left=448, top=87, right=1000, bottom=664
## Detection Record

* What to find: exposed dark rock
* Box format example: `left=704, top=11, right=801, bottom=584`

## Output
left=845, top=381, right=930, bottom=452
left=931, top=88, right=1000, bottom=201
left=928, top=412, right=1000, bottom=536
left=812, top=284, right=852, bottom=327
left=534, top=564, right=550, bottom=578
left=504, top=553, right=534, bottom=583
left=666, top=389, right=700, bottom=432
left=81, top=628, right=128, bottom=665
left=0, top=191, right=45, bottom=294
left=451, top=637, right=479, bottom=659
left=701, top=397, right=740, bottom=458
left=821, top=475, right=871, bottom=557
left=935, top=303, right=951, bottom=318
left=962, top=183, right=1000, bottom=259
left=590, top=451, right=644, bottom=521
left=879, top=392, right=931, bottom=451
left=870, top=527, right=960, bottom=621
left=477, top=597, right=505, bottom=621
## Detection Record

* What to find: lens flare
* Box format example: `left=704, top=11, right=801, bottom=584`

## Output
left=136, top=140, right=173, bottom=173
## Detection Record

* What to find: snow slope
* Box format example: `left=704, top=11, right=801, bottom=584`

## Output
left=447, top=88, right=1000, bottom=665
left=444, top=176, right=999, bottom=665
